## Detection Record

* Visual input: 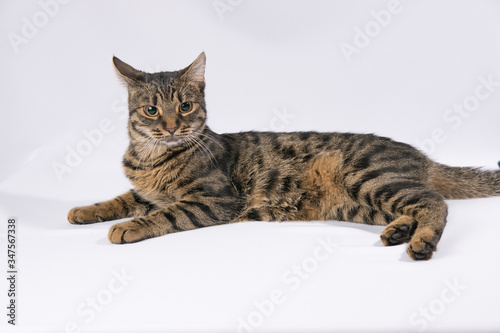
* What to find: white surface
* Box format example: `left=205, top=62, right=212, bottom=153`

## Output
left=1, top=0, right=500, bottom=332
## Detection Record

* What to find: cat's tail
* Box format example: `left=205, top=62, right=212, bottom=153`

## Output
left=429, top=162, right=500, bottom=199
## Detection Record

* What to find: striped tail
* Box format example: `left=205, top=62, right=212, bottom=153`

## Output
left=429, top=162, right=500, bottom=199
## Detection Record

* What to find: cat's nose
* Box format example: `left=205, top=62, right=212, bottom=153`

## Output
left=165, top=127, right=178, bottom=135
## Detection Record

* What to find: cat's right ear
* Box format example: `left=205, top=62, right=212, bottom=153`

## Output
left=112, top=56, right=146, bottom=86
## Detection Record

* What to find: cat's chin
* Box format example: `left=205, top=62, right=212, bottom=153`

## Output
left=160, top=139, right=184, bottom=149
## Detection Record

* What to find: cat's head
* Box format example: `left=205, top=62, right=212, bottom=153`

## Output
left=113, top=53, right=207, bottom=149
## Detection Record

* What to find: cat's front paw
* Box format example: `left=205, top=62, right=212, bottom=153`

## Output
left=108, top=220, right=150, bottom=244
left=68, top=206, right=104, bottom=224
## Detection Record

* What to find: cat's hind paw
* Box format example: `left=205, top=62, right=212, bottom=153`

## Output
left=406, top=229, right=439, bottom=260
left=380, top=215, right=416, bottom=246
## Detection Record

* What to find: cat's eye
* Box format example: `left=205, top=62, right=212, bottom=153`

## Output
left=143, top=106, right=159, bottom=117
left=179, top=102, right=192, bottom=113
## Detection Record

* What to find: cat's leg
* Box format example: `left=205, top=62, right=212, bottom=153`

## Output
left=403, top=199, right=447, bottom=260
left=68, top=190, right=157, bottom=224
left=108, top=198, right=240, bottom=244
left=344, top=168, right=447, bottom=260
left=378, top=190, right=448, bottom=260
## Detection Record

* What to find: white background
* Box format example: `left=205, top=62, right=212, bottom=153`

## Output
left=1, top=0, right=500, bottom=332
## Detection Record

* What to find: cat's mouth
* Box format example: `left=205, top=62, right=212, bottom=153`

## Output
left=165, top=136, right=178, bottom=143
left=161, top=138, right=180, bottom=147
left=158, top=135, right=186, bottom=148
left=149, top=130, right=196, bottom=148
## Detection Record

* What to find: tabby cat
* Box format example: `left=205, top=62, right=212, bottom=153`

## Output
left=68, top=53, right=500, bottom=260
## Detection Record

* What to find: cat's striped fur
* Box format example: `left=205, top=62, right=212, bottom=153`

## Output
left=68, top=53, right=500, bottom=260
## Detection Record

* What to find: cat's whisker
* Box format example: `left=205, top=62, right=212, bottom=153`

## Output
left=191, top=130, right=226, bottom=152
left=136, top=140, right=150, bottom=171
left=187, top=134, right=218, bottom=167
left=148, top=140, right=155, bottom=169
left=153, top=139, right=165, bottom=166
left=135, top=136, right=162, bottom=170
left=185, top=136, right=207, bottom=164
left=185, top=135, right=204, bottom=158
left=191, top=135, right=217, bottom=165
left=184, top=136, right=195, bottom=151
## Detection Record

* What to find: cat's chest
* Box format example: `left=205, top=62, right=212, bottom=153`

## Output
left=126, top=165, right=182, bottom=206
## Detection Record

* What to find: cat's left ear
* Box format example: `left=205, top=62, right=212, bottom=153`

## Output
left=180, top=52, right=206, bottom=88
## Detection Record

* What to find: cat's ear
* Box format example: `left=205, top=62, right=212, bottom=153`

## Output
left=112, top=56, right=146, bottom=86
left=180, top=52, right=206, bottom=88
